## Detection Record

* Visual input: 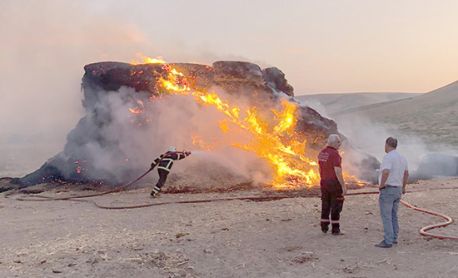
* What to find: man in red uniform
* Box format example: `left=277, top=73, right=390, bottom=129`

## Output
left=318, top=134, right=347, bottom=235
left=150, top=146, right=191, bottom=197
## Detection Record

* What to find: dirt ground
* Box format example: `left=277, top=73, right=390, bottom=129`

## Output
left=1, top=178, right=458, bottom=278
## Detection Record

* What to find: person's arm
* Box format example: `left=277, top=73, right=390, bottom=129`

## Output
left=174, top=151, right=191, bottom=160
left=402, top=170, right=409, bottom=194
left=379, top=169, right=390, bottom=189
left=151, top=154, right=164, bottom=168
left=178, top=151, right=191, bottom=160
left=334, top=166, right=346, bottom=195
left=151, top=157, right=160, bottom=168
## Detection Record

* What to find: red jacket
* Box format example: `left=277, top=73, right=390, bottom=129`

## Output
left=318, top=146, right=342, bottom=181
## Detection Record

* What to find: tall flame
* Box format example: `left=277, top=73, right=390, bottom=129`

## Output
left=155, top=59, right=319, bottom=189
left=129, top=55, right=361, bottom=189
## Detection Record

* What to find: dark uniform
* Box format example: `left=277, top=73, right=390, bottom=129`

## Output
left=318, top=146, right=344, bottom=234
left=151, top=150, right=191, bottom=196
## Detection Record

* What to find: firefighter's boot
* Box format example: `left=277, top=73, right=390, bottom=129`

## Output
left=150, top=186, right=161, bottom=198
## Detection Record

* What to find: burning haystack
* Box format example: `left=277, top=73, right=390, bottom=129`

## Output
left=11, top=59, right=378, bottom=191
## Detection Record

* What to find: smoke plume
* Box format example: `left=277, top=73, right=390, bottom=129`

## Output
left=301, top=99, right=458, bottom=179
left=0, top=1, right=156, bottom=177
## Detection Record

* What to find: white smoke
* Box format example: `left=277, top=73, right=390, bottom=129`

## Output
left=338, top=117, right=423, bottom=167
left=0, top=1, right=158, bottom=177
left=141, top=89, right=274, bottom=188
left=298, top=99, right=331, bottom=118
left=54, top=85, right=273, bottom=189
left=302, top=99, right=458, bottom=179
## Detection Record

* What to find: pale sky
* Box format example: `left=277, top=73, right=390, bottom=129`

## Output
left=2, top=0, right=458, bottom=95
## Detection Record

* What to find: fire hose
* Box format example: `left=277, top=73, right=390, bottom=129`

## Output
left=5, top=165, right=156, bottom=200
left=5, top=167, right=458, bottom=240
left=399, top=199, right=457, bottom=240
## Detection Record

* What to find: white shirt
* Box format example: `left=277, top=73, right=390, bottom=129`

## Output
left=379, top=150, right=408, bottom=187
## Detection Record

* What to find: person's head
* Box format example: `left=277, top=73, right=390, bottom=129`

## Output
left=385, top=137, right=397, bottom=153
left=167, top=146, right=177, bottom=152
left=327, top=134, right=342, bottom=149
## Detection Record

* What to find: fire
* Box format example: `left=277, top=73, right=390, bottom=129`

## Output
left=129, top=55, right=360, bottom=189
left=130, top=53, right=166, bottom=65
left=155, top=59, right=320, bottom=189
left=159, top=64, right=190, bottom=92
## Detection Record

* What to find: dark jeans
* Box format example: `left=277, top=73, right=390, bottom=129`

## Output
left=320, top=180, right=344, bottom=233
left=155, top=169, right=169, bottom=189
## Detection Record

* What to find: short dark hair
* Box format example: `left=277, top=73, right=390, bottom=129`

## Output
left=386, top=137, right=398, bottom=148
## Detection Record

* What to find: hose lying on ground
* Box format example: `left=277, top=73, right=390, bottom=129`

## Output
left=4, top=170, right=458, bottom=240
left=4, top=166, right=155, bottom=200
left=400, top=199, right=457, bottom=240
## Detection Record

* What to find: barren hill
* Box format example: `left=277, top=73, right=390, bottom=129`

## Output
left=335, top=81, right=458, bottom=146
left=296, top=92, right=419, bottom=115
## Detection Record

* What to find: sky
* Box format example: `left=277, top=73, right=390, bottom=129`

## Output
left=2, top=0, right=458, bottom=94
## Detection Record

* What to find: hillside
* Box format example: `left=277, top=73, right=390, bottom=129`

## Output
left=335, top=81, right=458, bottom=146
left=296, top=92, right=420, bottom=115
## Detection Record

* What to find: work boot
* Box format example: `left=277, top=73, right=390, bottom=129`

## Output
left=320, top=220, right=329, bottom=234
left=150, top=186, right=161, bottom=198
left=332, top=230, right=345, bottom=235
left=331, top=223, right=342, bottom=235
left=321, top=224, right=329, bottom=233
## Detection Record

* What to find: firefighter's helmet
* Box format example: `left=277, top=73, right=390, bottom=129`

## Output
left=167, top=146, right=177, bottom=152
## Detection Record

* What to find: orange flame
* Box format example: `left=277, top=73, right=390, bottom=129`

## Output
left=153, top=61, right=321, bottom=189
left=130, top=53, right=166, bottom=65
left=129, top=55, right=362, bottom=189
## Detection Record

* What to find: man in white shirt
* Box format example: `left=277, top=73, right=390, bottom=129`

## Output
left=375, top=137, right=409, bottom=248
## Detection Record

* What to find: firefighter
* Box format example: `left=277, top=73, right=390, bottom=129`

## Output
left=318, top=134, right=347, bottom=235
left=150, top=146, right=191, bottom=197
